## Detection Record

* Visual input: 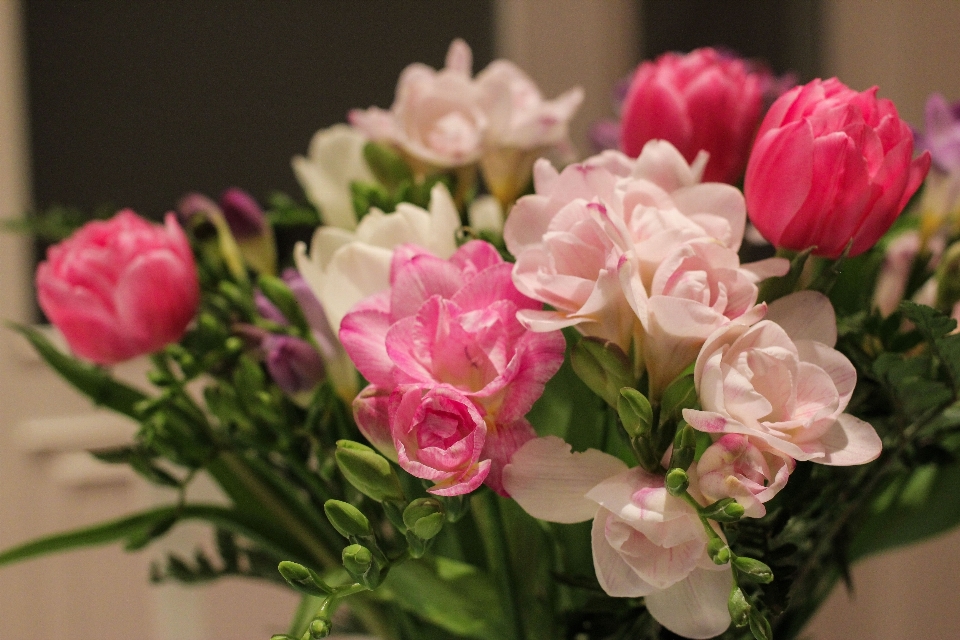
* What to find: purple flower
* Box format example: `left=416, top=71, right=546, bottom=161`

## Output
left=219, top=187, right=266, bottom=239
left=915, top=93, right=960, bottom=172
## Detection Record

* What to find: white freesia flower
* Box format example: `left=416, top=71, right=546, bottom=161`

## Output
left=292, top=124, right=375, bottom=231
left=503, top=436, right=733, bottom=639
left=294, top=183, right=461, bottom=334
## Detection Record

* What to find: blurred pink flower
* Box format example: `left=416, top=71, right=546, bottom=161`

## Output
left=914, top=93, right=960, bottom=173
left=745, top=78, right=931, bottom=258
left=340, top=240, right=565, bottom=495
left=503, top=436, right=733, bottom=639
left=683, top=291, right=882, bottom=465
left=36, top=210, right=199, bottom=365
left=620, top=48, right=769, bottom=184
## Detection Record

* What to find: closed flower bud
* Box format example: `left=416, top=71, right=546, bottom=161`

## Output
left=342, top=543, right=381, bottom=588
left=335, top=440, right=405, bottom=502
left=219, top=187, right=266, bottom=239
left=264, top=335, right=324, bottom=395
left=733, top=556, right=774, bottom=583
left=324, top=500, right=373, bottom=538
left=728, top=587, right=751, bottom=628
left=571, top=337, right=634, bottom=407
left=617, top=388, right=653, bottom=439
left=308, top=618, right=332, bottom=639
left=701, top=497, right=745, bottom=523
left=707, top=537, right=730, bottom=565
left=664, top=468, right=689, bottom=496
left=403, top=498, right=445, bottom=541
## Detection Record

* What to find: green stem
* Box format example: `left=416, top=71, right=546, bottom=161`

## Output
left=473, top=490, right=524, bottom=640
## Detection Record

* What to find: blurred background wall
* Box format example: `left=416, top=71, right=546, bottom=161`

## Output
left=3, top=1, right=960, bottom=638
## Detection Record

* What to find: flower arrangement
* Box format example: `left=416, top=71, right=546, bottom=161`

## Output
left=4, top=40, right=960, bottom=640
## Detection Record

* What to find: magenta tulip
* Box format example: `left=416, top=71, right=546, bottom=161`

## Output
left=36, top=210, right=200, bottom=365
left=620, top=48, right=769, bottom=184
left=745, top=78, right=931, bottom=258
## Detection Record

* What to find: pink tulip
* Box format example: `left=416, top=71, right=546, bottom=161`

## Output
left=745, top=78, right=931, bottom=258
left=620, top=48, right=769, bottom=184
left=340, top=240, right=566, bottom=495
left=36, top=210, right=199, bottom=365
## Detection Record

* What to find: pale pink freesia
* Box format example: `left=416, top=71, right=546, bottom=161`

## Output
left=341, top=240, right=566, bottom=494
left=619, top=239, right=786, bottom=398
left=36, top=210, right=200, bottom=365
left=350, top=39, right=486, bottom=171
left=389, top=385, right=491, bottom=496
left=503, top=436, right=733, bottom=639
left=873, top=231, right=923, bottom=316
left=504, top=140, right=747, bottom=352
left=683, top=291, right=882, bottom=465
left=476, top=59, right=583, bottom=205
left=620, top=48, right=770, bottom=184
left=693, top=434, right=795, bottom=518
left=745, top=78, right=931, bottom=258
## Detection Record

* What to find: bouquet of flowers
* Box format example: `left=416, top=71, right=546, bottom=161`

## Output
left=5, top=40, right=960, bottom=640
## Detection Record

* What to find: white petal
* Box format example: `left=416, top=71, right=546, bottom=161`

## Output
left=502, top=436, right=627, bottom=523
left=816, top=413, right=883, bottom=466
left=591, top=508, right=656, bottom=597
left=644, top=566, right=733, bottom=639
left=766, top=291, right=837, bottom=347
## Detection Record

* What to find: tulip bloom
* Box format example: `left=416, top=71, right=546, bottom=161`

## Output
left=620, top=48, right=769, bottom=184
left=36, top=210, right=200, bottom=365
left=745, top=78, right=931, bottom=258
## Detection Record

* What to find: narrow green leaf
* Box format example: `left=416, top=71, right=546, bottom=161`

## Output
left=10, top=323, right=148, bottom=419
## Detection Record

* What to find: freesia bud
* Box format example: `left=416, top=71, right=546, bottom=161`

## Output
left=664, top=468, right=689, bottom=496
left=277, top=561, right=332, bottom=597
left=263, top=335, right=324, bottom=395
left=335, top=440, right=405, bottom=502
left=707, top=537, right=730, bottom=565
left=701, top=498, right=745, bottom=523
left=309, top=618, right=332, bottom=639
left=219, top=187, right=266, bottom=239
left=571, top=337, right=634, bottom=407
left=617, top=388, right=653, bottom=439
left=668, top=423, right=697, bottom=472
left=728, top=587, right=751, bottom=628
left=403, top=498, right=445, bottom=541
left=342, top=543, right=380, bottom=588
left=733, top=556, right=774, bottom=584
left=745, top=78, right=931, bottom=258
left=323, top=500, right=373, bottom=538
left=363, top=141, right=413, bottom=189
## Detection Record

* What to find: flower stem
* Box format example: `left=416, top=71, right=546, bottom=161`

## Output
left=473, top=490, right=525, bottom=640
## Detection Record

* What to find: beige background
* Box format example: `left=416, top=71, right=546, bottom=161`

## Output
left=3, top=1, right=960, bottom=638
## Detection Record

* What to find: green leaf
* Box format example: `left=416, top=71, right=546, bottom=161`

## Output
left=0, top=507, right=176, bottom=567
left=9, top=323, right=148, bottom=419
left=375, top=557, right=511, bottom=639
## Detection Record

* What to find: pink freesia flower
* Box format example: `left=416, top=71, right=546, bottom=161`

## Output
left=683, top=291, right=882, bottom=465
left=693, top=434, right=794, bottom=518
left=503, top=436, right=733, bottom=639
left=504, top=141, right=747, bottom=352
left=476, top=59, right=583, bottom=204
left=745, top=78, right=931, bottom=258
left=619, top=240, right=785, bottom=398
left=390, top=385, right=491, bottom=496
left=340, top=240, right=566, bottom=495
left=620, top=48, right=769, bottom=184
left=36, top=210, right=199, bottom=365
left=350, top=39, right=486, bottom=171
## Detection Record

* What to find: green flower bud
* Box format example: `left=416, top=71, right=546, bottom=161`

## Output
left=668, top=422, right=697, bottom=471
left=659, top=368, right=698, bottom=429
left=665, top=468, right=689, bottom=496
left=701, top=497, right=745, bottom=522
left=707, top=537, right=730, bottom=565
left=728, top=586, right=751, bottom=628
left=403, top=498, right=445, bottom=541
left=324, top=500, right=373, bottom=539
left=748, top=608, right=773, bottom=640
left=342, top=543, right=381, bottom=588
left=335, top=440, right=405, bottom=502
left=257, top=274, right=309, bottom=332
left=617, top=388, right=653, bottom=439
left=309, top=618, right=332, bottom=639
left=277, top=561, right=332, bottom=597
left=571, top=337, right=634, bottom=407
left=733, top=556, right=774, bottom=584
